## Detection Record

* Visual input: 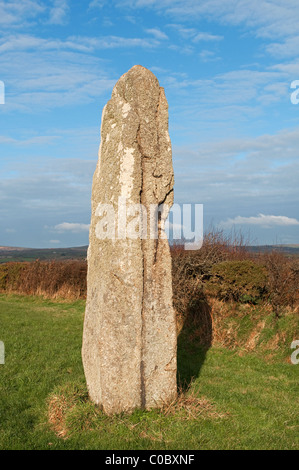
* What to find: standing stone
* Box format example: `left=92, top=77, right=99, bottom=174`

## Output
left=82, top=65, right=177, bottom=414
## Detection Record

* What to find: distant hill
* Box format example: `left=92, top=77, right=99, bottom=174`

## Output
left=0, top=246, right=88, bottom=263
left=248, top=245, right=299, bottom=256
left=0, top=244, right=298, bottom=263
left=0, top=246, right=31, bottom=251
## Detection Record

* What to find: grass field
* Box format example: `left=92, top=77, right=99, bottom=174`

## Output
left=0, top=294, right=298, bottom=450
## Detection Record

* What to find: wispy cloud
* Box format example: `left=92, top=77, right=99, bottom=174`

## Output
left=168, top=44, right=194, bottom=55
left=162, top=67, right=290, bottom=124
left=120, top=0, right=299, bottom=38
left=220, top=214, right=299, bottom=228
left=0, top=0, right=45, bottom=27
left=0, top=34, right=93, bottom=53
left=166, top=24, right=197, bottom=39
left=119, top=0, right=299, bottom=59
left=199, top=50, right=220, bottom=62
left=54, top=222, right=90, bottom=232
left=88, top=0, right=106, bottom=9
left=0, top=33, right=160, bottom=53
left=145, top=28, right=168, bottom=40
left=0, top=47, right=114, bottom=111
left=0, top=134, right=59, bottom=145
left=192, top=32, right=223, bottom=42
left=266, top=36, right=299, bottom=59
left=0, top=0, right=69, bottom=28
left=0, top=30, right=161, bottom=111
left=167, top=23, right=222, bottom=43
left=48, top=0, right=69, bottom=25
left=172, top=125, right=299, bottom=228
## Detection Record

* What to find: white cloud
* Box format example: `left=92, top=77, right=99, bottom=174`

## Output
left=0, top=153, right=96, bottom=233
left=166, top=23, right=222, bottom=43
left=118, top=0, right=299, bottom=59
left=199, top=50, right=219, bottom=62
left=220, top=214, right=299, bottom=228
left=49, top=239, right=61, bottom=244
left=0, top=0, right=45, bottom=27
left=266, top=36, right=299, bottom=58
left=54, top=223, right=90, bottom=233
left=271, top=59, right=299, bottom=76
left=0, top=34, right=94, bottom=54
left=166, top=24, right=197, bottom=38
left=0, top=47, right=115, bottom=111
left=120, top=0, right=299, bottom=39
left=0, top=0, right=68, bottom=28
left=93, top=35, right=160, bottom=48
left=145, top=28, right=168, bottom=40
left=172, top=125, right=299, bottom=231
left=0, top=27, right=161, bottom=111
left=168, top=44, right=194, bottom=55
left=188, top=126, right=299, bottom=164
left=0, top=136, right=15, bottom=144
left=162, top=67, right=290, bottom=121
left=48, top=0, right=69, bottom=25
left=0, top=134, right=59, bottom=145
left=88, top=0, right=106, bottom=9
left=0, top=33, right=160, bottom=54
left=192, top=32, right=223, bottom=42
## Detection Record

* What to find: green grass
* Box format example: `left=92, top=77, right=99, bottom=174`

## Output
left=0, top=294, right=298, bottom=450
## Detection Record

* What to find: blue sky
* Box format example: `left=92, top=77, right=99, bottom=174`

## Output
left=0, top=0, right=299, bottom=248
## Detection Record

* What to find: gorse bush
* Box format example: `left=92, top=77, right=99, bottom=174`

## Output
left=171, top=229, right=253, bottom=315
left=205, top=260, right=268, bottom=303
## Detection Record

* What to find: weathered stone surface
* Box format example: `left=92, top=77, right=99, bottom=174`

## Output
left=82, top=65, right=177, bottom=414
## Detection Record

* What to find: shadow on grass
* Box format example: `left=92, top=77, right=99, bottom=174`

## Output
left=177, top=292, right=212, bottom=391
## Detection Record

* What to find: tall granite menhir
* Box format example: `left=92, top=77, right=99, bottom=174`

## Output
left=82, top=65, right=177, bottom=414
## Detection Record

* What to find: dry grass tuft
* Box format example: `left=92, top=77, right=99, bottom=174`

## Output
left=48, top=394, right=71, bottom=439
left=161, top=387, right=229, bottom=421
left=244, top=321, right=266, bottom=351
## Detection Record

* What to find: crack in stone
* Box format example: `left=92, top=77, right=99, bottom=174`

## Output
left=137, top=122, right=147, bottom=409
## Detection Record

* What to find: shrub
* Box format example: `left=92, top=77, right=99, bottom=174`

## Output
left=171, top=229, right=252, bottom=291
left=260, top=251, right=299, bottom=316
left=0, top=260, right=87, bottom=299
left=0, top=264, right=8, bottom=290
left=171, top=230, right=254, bottom=332
left=205, top=260, right=268, bottom=303
left=1, top=262, right=27, bottom=291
